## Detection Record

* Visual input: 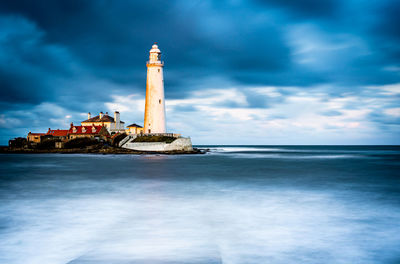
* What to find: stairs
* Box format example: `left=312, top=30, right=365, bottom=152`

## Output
left=119, top=135, right=137, bottom=148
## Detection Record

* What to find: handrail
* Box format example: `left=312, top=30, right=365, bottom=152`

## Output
left=137, top=133, right=181, bottom=138
left=146, top=61, right=164, bottom=66
left=119, top=135, right=132, bottom=147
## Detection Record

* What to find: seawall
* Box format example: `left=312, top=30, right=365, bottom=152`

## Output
left=123, top=137, right=193, bottom=152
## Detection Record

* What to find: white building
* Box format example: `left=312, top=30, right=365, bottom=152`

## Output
left=144, top=43, right=166, bottom=134
left=81, top=111, right=125, bottom=134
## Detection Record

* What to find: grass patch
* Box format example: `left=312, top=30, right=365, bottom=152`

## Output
left=133, top=135, right=176, bottom=143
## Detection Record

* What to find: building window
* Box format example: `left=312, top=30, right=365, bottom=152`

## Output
left=158, top=69, right=160, bottom=72
left=159, top=99, right=162, bottom=104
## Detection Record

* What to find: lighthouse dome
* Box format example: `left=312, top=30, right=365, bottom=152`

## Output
left=150, top=43, right=161, bottom=53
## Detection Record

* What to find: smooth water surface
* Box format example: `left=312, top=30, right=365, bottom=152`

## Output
left=0, top=146, right=400, bottom=264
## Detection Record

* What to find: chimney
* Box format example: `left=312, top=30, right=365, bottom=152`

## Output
left=106, top=112, right=108, bottom=115
left=70, top=122, right=74, bottom=128
left=88, top=112, right=91, bottom=119
left=99, top=112, right=103, bottom=119
left=114, top=111, right=120, bottom=121
left=114, top=111, right=120, bottom=130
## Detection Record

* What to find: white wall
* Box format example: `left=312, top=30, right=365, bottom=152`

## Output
left=124, top=137, right=192, bottom=152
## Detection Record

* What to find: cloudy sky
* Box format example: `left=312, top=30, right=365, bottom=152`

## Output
left=0, top=0, right=399, bottom=145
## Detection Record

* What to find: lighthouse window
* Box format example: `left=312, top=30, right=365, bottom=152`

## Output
left=159, top=99, right=162, bottom=104
left=158, top=69, right=160, bottom=72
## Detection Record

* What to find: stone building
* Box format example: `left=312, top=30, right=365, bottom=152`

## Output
left=81, top=111, right=125, bottom=134
left=27, top=132, right=45, bottom=143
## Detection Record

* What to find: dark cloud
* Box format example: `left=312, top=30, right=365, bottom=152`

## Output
left=375, top=0, right=400, bottom=41
left=254, top=0, right=338, bottom=18
left=0, top=0, right=292, bottom=88
left=2, top=0, right=396, bottom=94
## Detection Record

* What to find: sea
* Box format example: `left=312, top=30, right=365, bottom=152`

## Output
left=0, top=146, right=399, bottom=264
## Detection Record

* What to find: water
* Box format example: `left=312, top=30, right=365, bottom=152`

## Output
left=0, top=146, right=399, bottom=264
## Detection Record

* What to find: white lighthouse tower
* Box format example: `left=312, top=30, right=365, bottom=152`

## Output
left=144, top=43, right=166, bottom=134
left=121, top=43, right=193, bottom=152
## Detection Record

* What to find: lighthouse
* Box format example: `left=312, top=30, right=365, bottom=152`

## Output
left=144, top=43, right=166, bottom=134
left=121, top=43, right=193, bottom=151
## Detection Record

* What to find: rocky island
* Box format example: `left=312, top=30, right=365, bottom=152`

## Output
left=3, top=136, right=206, bottom=155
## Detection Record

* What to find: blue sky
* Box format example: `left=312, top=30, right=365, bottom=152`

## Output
left=0, top=0, right=399, bottom=144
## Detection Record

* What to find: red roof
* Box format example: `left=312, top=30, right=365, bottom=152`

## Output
left=46, top=129, right=69, bottom=137
left=68, top=125, right=103, bottom=135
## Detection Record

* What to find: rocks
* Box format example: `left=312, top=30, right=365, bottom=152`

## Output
left=0, top=145, right=207, bottom=155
